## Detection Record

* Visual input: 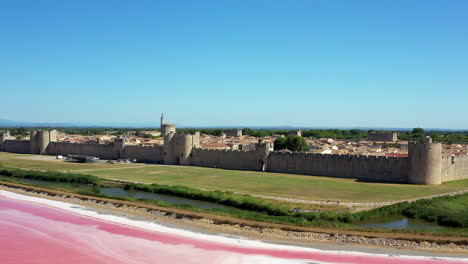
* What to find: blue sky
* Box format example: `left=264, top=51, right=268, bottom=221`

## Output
left=1, top=0, right=467, bottom=129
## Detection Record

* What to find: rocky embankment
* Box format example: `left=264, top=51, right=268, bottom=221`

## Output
left=1, top=182, right=467, bottom=254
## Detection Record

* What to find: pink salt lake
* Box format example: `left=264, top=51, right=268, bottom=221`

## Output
left=0, top=193, right=466, bottom=264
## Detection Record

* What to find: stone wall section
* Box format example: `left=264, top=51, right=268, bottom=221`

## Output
left=441, top=156, right=468, bottom=182
left=267, top=152, right=409, bottom=183
left=191, top=148, right=261, bottom=171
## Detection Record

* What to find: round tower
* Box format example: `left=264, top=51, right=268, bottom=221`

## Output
left=408, top=138, right=442, bottom=185
left=161, top=124, right=176, bottom=136
left=30, top=130, right=39, bottom=154
left=38, top=130, right=49, bottom=154
left=30, top=130, right=57, bottom=154
left=163, top=132, right=200, bottom=165
left=160, top=113, right=176, bottom=136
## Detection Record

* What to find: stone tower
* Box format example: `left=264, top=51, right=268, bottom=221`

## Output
left=408, top=137, right=442, bottom=185
left=113, top=137, right=127, bottom=159
left=0, top=131, right=11, bottom=151
left=164, top=131, right=200, bottom=165
left=255, top=139, right=273, bottom=171
left=30, top=130, right=57, bottom=155
left=160, top=113, right=176, bottom=136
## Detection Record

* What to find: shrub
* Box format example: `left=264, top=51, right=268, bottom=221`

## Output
left=0, top=168, right=100, bottom=185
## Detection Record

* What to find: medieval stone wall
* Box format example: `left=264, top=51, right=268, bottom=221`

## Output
left=2, top=140, right=31, bottom=154
left=267, top=152, right=409, bottom=183
left=191, top=148, right=261, bottom=171
left=122, top=145, right=164, bottom=163
left=46, top=142, right=120, bottom=159
left=441, top=156, right=468, bottom=182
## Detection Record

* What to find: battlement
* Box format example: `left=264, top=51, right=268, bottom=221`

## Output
left=195, top=147, right=252, bottom=153
left=169, top=131, right=200, bottom=137
left=270, top=151, right=406, bottom=160
left=54, top=142, right=114, bottom=146
left=3, top=139, right=29, bottom=143
left=125, top=144, right=163, bottom=149
left=442, top=155, right=468, bottom=161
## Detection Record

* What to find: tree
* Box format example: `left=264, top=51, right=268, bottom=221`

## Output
left=286, top=136, right=309, bottom=152
left=274, top=136, right=308, bottom=152
left=274, top=137, right=287, bottom=150
left=412, top=128, right=424, bottom=135
left=411, top=128, right=425, bottom=141
left=10, top=127, right=28, bottom=137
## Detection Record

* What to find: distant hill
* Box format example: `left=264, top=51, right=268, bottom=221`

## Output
left=0, top=119, right=31, bottom=126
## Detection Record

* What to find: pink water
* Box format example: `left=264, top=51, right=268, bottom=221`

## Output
left=0, top=195, right=466, bottom=264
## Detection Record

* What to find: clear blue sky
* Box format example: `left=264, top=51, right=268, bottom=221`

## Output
left=1, top=0, right=467, bottom=129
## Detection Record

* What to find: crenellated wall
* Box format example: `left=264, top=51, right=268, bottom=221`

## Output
left=267, top=152, right=409, bottom=183
left=46, top=142, right=120, bottom=159
left=441, top=156, right=468, bottom=182
left=122, top=145, right=164, bottom=163
left=3, top=140, right=31, bottom=154
left=191, top=148, right=261, bottom=171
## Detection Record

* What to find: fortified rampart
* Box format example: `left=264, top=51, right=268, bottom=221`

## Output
left=441, top=155, right=468, bottom=182
left=191, top=139, right=271, bottom=171
left=123, top=145, right=164, bottom=163
left=267, top=152, right=409, bottom=182
left=191, top=148, right=261, bottom=171
left=3, top=140, right=31, bottom=154
left=0, top=129, right=467, bottom=185
left=47, top=142, right=120, bottom=160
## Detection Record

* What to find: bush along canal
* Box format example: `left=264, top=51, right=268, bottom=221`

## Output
left=100, top=187, right=234, bottom=210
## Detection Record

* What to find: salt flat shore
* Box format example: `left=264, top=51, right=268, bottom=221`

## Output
left=1, top=181, right=467, bottom=259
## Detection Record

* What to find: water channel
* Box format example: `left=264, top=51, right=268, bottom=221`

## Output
left=359, top=216, right=442, bottom=230
left=10, top=178, right=234, bottom=211
left=100, top=187, right=234, bottom=210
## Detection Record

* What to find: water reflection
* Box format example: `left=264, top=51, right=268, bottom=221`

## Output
left=17, top=178, right=57, bottom=186
left=360, top=217, right=441, bottom=230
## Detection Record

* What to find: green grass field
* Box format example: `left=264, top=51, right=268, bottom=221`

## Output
left=1, top=152, right=467, bottom=202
